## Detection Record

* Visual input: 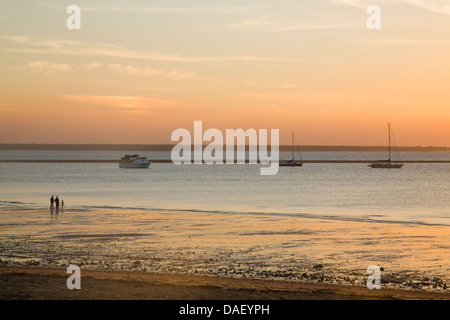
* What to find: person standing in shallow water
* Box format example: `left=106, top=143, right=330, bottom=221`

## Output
left=50, top=195, right=54, bottom=208
left=55, top=196, right=59, bottom=209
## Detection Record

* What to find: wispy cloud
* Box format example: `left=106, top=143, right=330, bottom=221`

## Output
left=82, top=62, right=103, bottom=71
left=25, top=59, right=201, bottom=80
left=1, top=35, right=294, bottom=63
left=362, top=38, right=450, bottom=45
left=1, top=35, right=80, bottom=49
left=332, top=0, right=450, bottom=15
left=165, top=70, right=198, bottom=80
left=26, top=61, right=102, bottom=77
left=27, top=61, right=106, bottom=74
left=402, top=0, right=450, bottom=15
left=279, top=83, right=307, bottom=89
left=33, top=1, right=97, bottom=11
left=272, top=24, right=359, bottom=32
left=104, top=5, right=267, bottom=15
left=227, top=13, right=359, bottom=32
left=34, top=1, right=267, bottom=15
left=227, top=15, right=276, bottom=29
left=28, top=61, right=72, bottom=73
left=330, top=0, right=367, bottom=9
left=61, top=95, right=178, bottom=112
left=106, top=64, right=162, bottom=77
left=106, top=64, right=198, bottom=80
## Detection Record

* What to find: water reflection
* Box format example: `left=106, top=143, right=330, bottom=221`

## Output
left=50, top=206, right=61, bottom=218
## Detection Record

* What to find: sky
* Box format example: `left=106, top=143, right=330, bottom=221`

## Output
left=1, top=0, right=450, bottom=146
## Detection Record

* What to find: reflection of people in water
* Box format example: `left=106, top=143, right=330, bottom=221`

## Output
left=50, top=195, right=54, bottom=208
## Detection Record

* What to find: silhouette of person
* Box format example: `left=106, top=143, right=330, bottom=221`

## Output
left=55, top=196, right=59, bottom=209
left=50, top=195, right=54, bottom=208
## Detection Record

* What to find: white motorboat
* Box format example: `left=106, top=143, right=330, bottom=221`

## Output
left=119, top=154, right=151, bottom=168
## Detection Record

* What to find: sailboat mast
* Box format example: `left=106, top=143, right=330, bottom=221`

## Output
left=291, top=132, right=294, bottom=160
left=388, top=123, right=391, bottom=161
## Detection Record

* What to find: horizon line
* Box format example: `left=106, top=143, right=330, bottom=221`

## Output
left=0, top=143, right=449, bottom=151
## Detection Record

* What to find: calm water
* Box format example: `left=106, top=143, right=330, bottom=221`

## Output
left=1, top=150, right=449, bottom=291
left=1, top=150, right=450, bottom=226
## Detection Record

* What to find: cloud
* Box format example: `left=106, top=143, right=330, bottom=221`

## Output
left=332, top=0, right=450, bottom=15
left=28, top=61, right=72, bottom=73
left=34, top=1, right=267, bottom=15
left=227, top=13, right=359, bottom=32
left=106, top=64, right=162, bottom=76
left=61, top=95, right=178, bottom=112
left=107, top=64, right=198, bottom=80
left=363, top=38, right=450, bottom=45
left=401, top=0, right=450, bottom=15
left=0, top=35, right=80, bottom=49
left=272, top=24, right=358, bottom=32
left=104, top=5, right=266, bottom=15
left=227, top=15, right=276, bottom=29
left=165, top=70, right=197, bottom=80
left=25, top=59, right=201, bottom=80
left=1, top=35, right=297, bottom=63
left=34, top=1, right=96, bottom=11
left=82, top=62, right=103, bottom=70
left=330, top=0, right=367, bottom=9
left=27, top=61, right=105, bottom=74
left=279, top=83, right=306, bottom=89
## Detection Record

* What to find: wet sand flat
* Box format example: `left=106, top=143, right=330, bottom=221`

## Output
left=0, top=205, right=449, bottom=298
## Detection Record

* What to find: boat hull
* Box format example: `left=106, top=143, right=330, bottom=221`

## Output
left=279, top=161, right=303, bottom=167
left=369, top=162, right=403, bottom=169
left=119, top=162, right=151, bottom=168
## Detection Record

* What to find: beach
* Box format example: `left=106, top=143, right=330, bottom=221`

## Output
left=0, top=204, right=449, bottom=300
left=1, top=266, right=449, bottom=300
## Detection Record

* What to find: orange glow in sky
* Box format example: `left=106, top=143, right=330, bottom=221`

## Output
left=1, top=1, right=450, bottom=146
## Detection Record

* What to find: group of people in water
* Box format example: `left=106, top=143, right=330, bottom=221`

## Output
left=50, top=195, right=64, bottom=209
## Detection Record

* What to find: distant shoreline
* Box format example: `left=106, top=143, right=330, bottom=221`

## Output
left=1, top=159, right=450, bottom=163
left=1, top=144, right=449, bottom=152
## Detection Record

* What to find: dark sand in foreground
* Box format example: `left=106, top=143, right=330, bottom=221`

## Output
left=1, top=266, right=449, bottom=300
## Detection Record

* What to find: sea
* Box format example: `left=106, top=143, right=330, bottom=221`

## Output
left=1, top=150, right=449, bottom=225
left=0, top=150, right=449, bottom=292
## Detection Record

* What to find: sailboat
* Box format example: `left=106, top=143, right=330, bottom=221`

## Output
left=280, top=132, right=303, bottom=167
left=369, top=123, right=404, bottom=169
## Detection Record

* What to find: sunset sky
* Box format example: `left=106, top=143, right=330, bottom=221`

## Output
left=1, top=0, right=450, bottom=146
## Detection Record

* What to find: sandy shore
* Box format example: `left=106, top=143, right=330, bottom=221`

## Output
left=1, top=204, right=449, bottom=299
left=1, top=266, right=449, bottom=300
